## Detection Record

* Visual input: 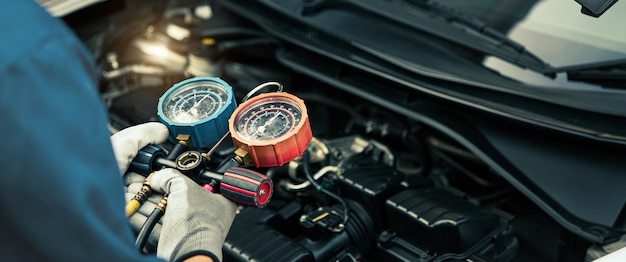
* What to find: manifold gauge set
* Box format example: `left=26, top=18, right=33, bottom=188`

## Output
left=156, top=76, right=312, bottom=167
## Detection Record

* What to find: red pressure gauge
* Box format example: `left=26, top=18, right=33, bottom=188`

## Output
left=229, top=92, right=312, bottom=167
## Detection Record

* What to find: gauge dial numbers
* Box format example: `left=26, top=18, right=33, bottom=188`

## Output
left=236, top=101, right=301, bottom=141
left=157, top=77, right=237, bottom=148
left=229, top=92, right=312, bottom=167
left=161, top=81, right=230, bottom=124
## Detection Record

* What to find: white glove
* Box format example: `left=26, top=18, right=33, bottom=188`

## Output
left=150, top=168, right=237, bottom=262
left=110, top=122, right=169, bottom=175
left=111, top=122, right=169, bottom=251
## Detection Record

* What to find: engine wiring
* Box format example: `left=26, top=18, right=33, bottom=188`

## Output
left=283, top=165, right=339, bottom=191
left=426, top=135, right=495, bottom=187
left=302, top=150, right=350, bottom=227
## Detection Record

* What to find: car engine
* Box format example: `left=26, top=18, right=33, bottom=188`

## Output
left=64, top=0, right=626, bottom=261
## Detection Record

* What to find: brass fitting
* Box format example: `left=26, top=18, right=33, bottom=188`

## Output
left=234, top=147, right=251, bottom=166
left=156, top=194, right=168, bottom=212
left=126, top=172, right=156, bottom=217
left=176, top=134, right=192, bottom=148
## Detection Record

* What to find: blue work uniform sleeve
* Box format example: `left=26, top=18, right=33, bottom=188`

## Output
left=0, top=1, right=162, bottom=261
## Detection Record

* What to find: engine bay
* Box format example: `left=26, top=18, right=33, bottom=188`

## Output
left=64, top=0, right=626, bottom=261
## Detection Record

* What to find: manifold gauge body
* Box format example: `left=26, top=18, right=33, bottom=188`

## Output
left=229, top=92, right=312, bottom=167
left=158, top=77, right=237, bottom=148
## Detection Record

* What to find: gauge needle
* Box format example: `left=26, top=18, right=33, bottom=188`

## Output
left=185, top=94, right=211, bottom=115
left=266, top=112, right=282, bottom=126
left=249, top=124, right=266, bottom=139
left=250, top=112, right=282, bottom=139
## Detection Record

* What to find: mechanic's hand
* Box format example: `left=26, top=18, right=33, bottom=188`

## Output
left=150, top=168, right=237, bottom=262
left=112, top=122, right=169, bottom=250
left=124, top=172, right=163, bottom=251
left=110, top=122, right=169, bottom=175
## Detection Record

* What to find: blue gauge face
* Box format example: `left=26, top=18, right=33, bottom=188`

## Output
left=162, top=81, right=230, bottom=123
left=157, top=77, right=237, bottom=148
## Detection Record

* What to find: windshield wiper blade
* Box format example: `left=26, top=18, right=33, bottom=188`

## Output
left=575, top=0, right=619, bottom=17
left=550, top=58, right=626, bottom=87
left=301, top=0, right=554, bottom=74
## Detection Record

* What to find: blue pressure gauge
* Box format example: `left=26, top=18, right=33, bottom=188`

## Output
left=157, top=77, right=236, bottom=148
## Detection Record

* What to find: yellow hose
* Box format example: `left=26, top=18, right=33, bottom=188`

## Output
left=126, top=199, right=141, bottom=217
left=125, top=172, right=156, bottom=217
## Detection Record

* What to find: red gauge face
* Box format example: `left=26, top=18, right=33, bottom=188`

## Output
left=234, top=96, right=302, bottom=142
left=229, top=92, right=312, bottom=167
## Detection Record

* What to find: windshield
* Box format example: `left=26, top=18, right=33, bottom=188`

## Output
left=437, top=0, right=626, bottom=88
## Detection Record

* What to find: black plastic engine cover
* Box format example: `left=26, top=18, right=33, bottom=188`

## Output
left=336, top=161, right=407, bottom=232
left=223, top=206, right=313, bottom=261
left=382, top=188, right=517, bottom=260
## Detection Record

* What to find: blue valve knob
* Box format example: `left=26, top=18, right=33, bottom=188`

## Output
left=129, top=144, right=166, bottom=175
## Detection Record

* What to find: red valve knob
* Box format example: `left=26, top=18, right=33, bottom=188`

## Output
left=219, top=167, right=273, bottom=208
